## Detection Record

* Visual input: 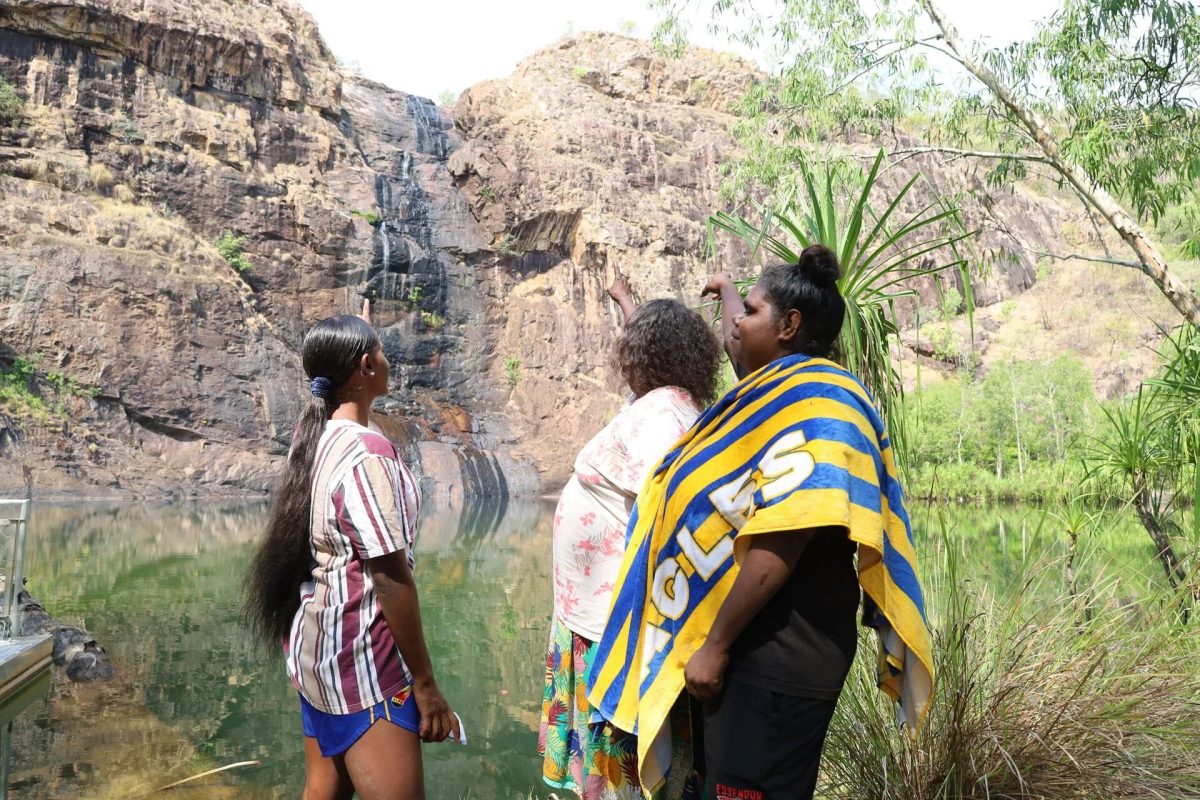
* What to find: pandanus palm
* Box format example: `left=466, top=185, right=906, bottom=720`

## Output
left=1091, top=324, right=1200, bottom=592
left=708, top=149, right=976, bottom=466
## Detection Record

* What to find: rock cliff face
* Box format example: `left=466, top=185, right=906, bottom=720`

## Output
left=0, top=2, right=1085, bottom=497
left=0, top=0, right=536, bottom=498
left=447, top=34, right=1077, bottom=486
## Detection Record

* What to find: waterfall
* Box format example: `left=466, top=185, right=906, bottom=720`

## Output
left=379, top=220, right=394, bottom=297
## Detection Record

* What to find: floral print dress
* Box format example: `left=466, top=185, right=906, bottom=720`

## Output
left=539, top=387, right=700, bottom=799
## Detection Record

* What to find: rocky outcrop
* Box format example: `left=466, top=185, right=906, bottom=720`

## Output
left=0, top=0, right=534, bottom=498
left=19, top=589, right=115, bottom=681
left=447, top=33, right=1079, bottom=486
left=0, top=2, right=1093, bottom=497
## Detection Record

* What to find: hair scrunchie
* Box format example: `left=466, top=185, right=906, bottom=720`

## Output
left=310, top=376, right=333, bottom=399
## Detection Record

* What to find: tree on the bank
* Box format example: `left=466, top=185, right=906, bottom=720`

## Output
left=654, top=0, right=1200, bottom=324
left=1089, top=325, right=1200, bottom=597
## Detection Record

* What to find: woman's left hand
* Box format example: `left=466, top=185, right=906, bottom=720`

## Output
left=684, top=641, right=729, bottom=702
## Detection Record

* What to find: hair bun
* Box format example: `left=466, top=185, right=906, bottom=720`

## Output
left=798, top=244, right=841, bottom=287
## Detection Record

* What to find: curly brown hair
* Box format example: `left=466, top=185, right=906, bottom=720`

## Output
left=615, top=298, right=722, bottom=407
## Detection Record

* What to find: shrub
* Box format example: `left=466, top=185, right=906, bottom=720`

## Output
left=419, top=310, right=444, bottom=330
left=110, top=112, right=143, bottom=144
left=478, top=184, right=497, bottom=203
left=503, top=356, right=521, bottom=388
left=30, top=159, right=90, bottom=192
left=216, top=231, right=252, bottom=274
left=496, top=232, right=520, bottom=256
left=0, top=358, right=50, bottom=422
left=908, top=460, right=1087, bottom=505
left=0, top=76, right=22, bottom=124
left=88, top=163, right=115, bottom=193
left=350, top=208, right=381, bottom=226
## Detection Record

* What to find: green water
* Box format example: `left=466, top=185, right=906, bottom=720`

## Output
left=5, top=500, right=1169, bottom=799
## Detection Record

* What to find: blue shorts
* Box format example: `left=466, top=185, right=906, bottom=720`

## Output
left=300, top=687, right=420, bottom=757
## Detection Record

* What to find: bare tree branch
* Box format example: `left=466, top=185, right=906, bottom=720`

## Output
left=1026, top=250, right=1142, bottom=269
left=975, top=202, right=1141, bottom=271
left=1070, top=186, right=1116, bottom=260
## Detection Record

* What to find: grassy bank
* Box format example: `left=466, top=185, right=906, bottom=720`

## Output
left=906, top=460, right=1090, bottom=505
left=823, top=521, right=1200, bottom=799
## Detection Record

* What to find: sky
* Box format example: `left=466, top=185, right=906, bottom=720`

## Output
left=295, top=0, right=1061, bottom=102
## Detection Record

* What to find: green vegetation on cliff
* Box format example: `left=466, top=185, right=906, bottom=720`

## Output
left=215, top=231, right=252, bottom=274
left=0, top=358, right=51, bottom=421
left=0, top=76, right=21, bottom=123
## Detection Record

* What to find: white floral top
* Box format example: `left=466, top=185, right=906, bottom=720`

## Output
left=552, top=386, right=701, bottom=641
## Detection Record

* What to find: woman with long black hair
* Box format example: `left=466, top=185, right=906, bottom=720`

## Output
left=245, top=302, right=458, bottom=800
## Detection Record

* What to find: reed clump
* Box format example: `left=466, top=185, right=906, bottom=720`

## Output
left=822, top=540, right=1200, bottom=799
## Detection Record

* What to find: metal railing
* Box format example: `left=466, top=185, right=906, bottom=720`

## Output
left=0, top=501, right=29, bottom=641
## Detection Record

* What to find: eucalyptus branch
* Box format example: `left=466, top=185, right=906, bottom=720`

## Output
left=1071, top=186, right=1116, bottom=260
left=826, top=42, right=919, bottom=99
left=920, top=0, right=1200, bottom=324
left=913, top=38, right=969, bottom=69
left=980, top=216, right=1139, bottom=269
left=974, top=200, right=1141, bottom=271
left=853, top=146, right=1052, bottom=164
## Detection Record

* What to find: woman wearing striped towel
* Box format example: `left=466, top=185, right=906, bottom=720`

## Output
left=245, top=301, right=459, bottom=800
left=586, top=246, right=933, bottom=800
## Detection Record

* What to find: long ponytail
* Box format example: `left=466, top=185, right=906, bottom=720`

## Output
left=244, top=315, right=379, bottom=650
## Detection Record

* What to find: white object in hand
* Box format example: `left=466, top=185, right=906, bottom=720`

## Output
left=451, top=712, right=468, bottom=746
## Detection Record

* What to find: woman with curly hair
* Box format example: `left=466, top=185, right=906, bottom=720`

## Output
left=538, top=273, right=722, bottom=800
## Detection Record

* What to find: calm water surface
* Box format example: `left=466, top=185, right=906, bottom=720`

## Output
left=6, top=499, right=1164, bottom=799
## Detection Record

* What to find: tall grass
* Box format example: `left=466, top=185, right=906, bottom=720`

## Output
left=822, top=523, right=1200, bottom=799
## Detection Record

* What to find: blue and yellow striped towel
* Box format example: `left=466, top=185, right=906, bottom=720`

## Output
left=585, top=354, right=934, bottom=793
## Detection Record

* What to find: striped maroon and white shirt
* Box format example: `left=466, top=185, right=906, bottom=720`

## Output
left=285, top=419, right=421, bottom=714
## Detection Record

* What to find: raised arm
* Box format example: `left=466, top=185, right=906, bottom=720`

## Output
left=608, top=269, right=637, bottom=324
left=702, top=270, right=748, bottom=379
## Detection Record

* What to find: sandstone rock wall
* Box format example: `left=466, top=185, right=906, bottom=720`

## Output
left=0, top=0, right=535, bottom=498
left=448, top=33, right=1079, bottom=487
left=0, top=3, right=1088, bottom=498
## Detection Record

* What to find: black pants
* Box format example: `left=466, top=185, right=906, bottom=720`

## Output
left=699, top=681, right=838, bottom=800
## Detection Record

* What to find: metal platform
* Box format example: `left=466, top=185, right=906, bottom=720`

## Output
left=0, top=500, right=51, bottom=717
left=0, top=635, right=51, bottom=709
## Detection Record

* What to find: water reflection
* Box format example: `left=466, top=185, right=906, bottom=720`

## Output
left=0, top=670, right=51, bottom=800
left=5, top=500, right=1165, bottom=799
left=908, top=503, right=1165, bottom=597
left=11, top=498, right=556, bottom=800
